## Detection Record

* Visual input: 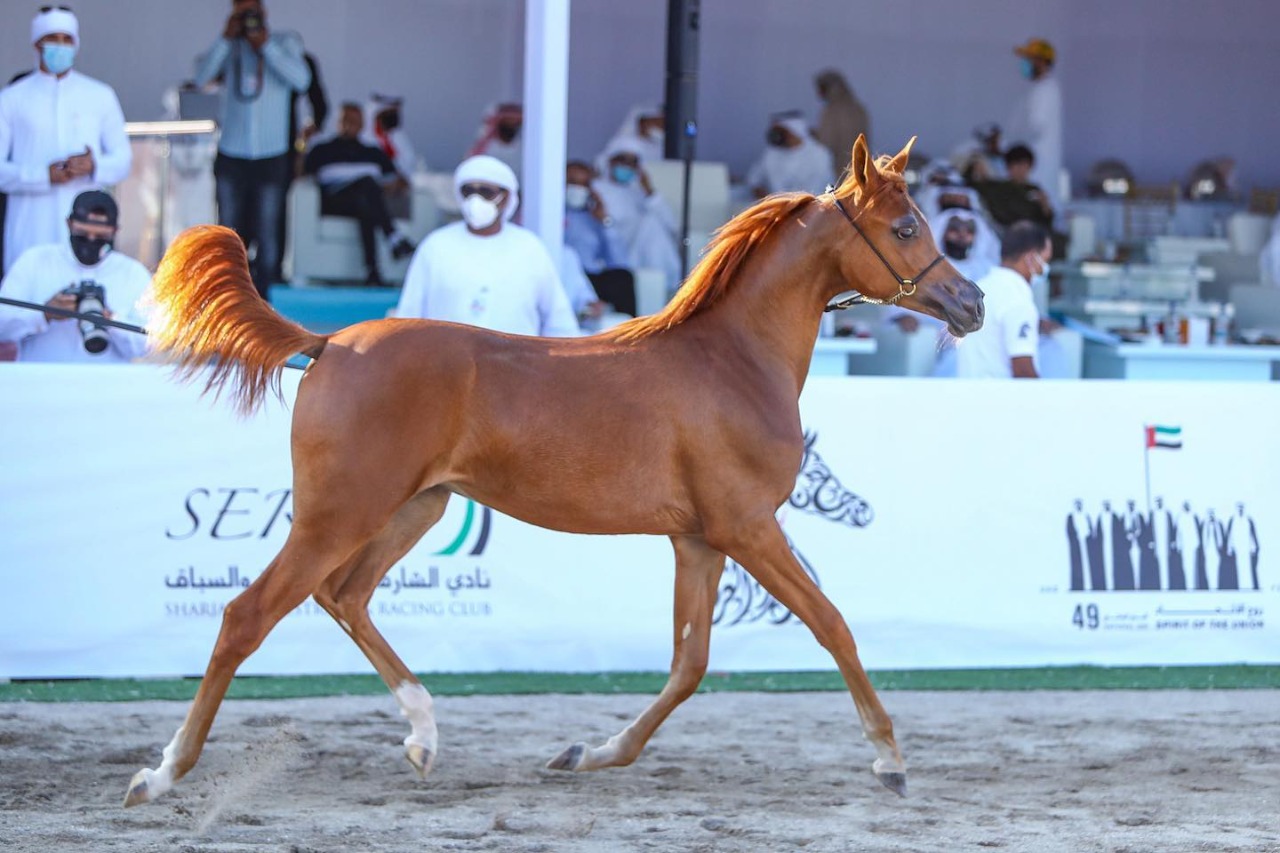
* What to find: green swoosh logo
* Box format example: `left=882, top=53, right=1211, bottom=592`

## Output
left=434, top=499, right=475, bottom=556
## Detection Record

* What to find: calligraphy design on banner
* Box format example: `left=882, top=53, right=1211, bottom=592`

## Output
left=713, top=432, right=874, bottom=626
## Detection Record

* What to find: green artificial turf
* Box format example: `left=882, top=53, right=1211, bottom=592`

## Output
left=1, top=666, right=1276, bottom=702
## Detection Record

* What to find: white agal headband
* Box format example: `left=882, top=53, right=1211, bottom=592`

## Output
left=32, top=7, right=79, bottom=46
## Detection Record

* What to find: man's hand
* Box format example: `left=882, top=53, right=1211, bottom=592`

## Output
left=223, top=11, right=244, bottom=39
left=245, top=25, right=269, bottom=51
left=43, top=291, right=78, bottom=323
left=638, top=168, right=654, bottom=197
left=588, top=188, right=609, bottom=223
left=1039, top=317, right=1061, bottom=335
left=63, top=147, right=94, bottom=179
left=387, top=175, right=410, bottom=195
left=48, top=160, right=72, bottom=185
left=893, top=315, right=921, bottom=333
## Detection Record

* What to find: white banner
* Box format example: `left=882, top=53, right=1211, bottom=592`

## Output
left=0, top=365, right=1275, bottom=678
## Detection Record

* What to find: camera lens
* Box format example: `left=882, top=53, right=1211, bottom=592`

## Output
left=75, top=282, right=110, bottom=355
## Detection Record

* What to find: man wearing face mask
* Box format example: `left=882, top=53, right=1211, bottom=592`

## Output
left=395, top=155, right=578, bottom=337
left=592, top=139, right=681, bottom=294
left=0, top=7, right=131, bottom=275
left=0, top=191, right=149, bottom=363
left=1003, top=38, right=1062, bottom=217
left=956, top=220, right=1051, bottom=379
left=599, top=105, right=665, bottom=169
left=746, top=112, right=834, bottom=200
left=467, top=103, right=523, bottom=177
left=194, top=0, right=311, bottom=300
left=563, top=160, right=636, bottom=317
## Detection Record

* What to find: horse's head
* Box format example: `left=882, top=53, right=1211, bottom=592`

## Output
left=827, top=135, right=984, bottom=337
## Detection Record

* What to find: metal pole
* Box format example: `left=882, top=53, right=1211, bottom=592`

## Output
left=664, top=0, right=701, bottom=280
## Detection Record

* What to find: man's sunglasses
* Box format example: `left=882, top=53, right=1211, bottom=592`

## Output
left=40, top=5, right=73, bottom=12
left=459, top=183, right=505, bottom=201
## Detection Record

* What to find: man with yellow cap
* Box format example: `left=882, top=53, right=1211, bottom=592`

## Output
left=0, top=6, right=131, bottom=274
left=1005, top=38, right=1063, bottom=219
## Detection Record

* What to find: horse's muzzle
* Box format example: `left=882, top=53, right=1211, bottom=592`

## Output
left=941, top=278, right=985, bottom=337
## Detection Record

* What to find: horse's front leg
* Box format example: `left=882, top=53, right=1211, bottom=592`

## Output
left=718, top=517, right=906, bottom=795
left=547, top=534, right=724, bottom=771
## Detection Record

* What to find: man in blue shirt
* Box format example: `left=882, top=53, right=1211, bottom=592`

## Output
left=564, top=161, right=636, bottom=317
left=194, top=0, right=310, bottom=299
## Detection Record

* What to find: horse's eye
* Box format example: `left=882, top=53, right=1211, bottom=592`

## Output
left=896, top=225, right=917, bottom=240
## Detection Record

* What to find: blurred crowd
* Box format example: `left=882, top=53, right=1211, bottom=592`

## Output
left=0, top=2, right=1076, bottom=379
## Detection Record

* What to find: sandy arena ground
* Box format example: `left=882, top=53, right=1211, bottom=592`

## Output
left=1, top=689, right=1278, bottom=852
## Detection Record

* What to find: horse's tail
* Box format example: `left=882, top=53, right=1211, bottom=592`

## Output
left=147, top=225, right=328, bottom=416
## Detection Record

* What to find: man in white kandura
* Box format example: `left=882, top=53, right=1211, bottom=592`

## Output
left=0, top=191, right=149, bottom=363
left=1004, top=37, right=1063, bottom=216
left=0, top=6, right=131, bottom=273
left=956, top=220, right=1052, bottom=379
left=395, top=155, right=579, bottom=337
left=745, top=111, right=835, bottom=199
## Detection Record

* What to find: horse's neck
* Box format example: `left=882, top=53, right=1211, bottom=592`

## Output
left=707, top=219, right=840, bottom=390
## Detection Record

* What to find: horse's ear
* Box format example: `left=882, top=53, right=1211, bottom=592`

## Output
left=850, top=134, right=875, bottom=190
left=886, top=136, right=916, bottom=176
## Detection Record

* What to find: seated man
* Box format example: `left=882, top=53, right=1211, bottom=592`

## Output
left=396, top=155, right=579, bottom=337
left=564, top=160, right=636, bottom=317
left=592, top=139, right=681, bottom=294
left=973, top=143, right=1054, bottom=230
left=745, top=111, right=834, bottom=198
left=303, top=102, right=415, bottom=286
left=467, top=102, right=523, bottom=176
left=0, top=191, right=149, bottom=363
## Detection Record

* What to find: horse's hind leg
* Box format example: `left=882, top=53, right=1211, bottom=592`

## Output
left=311, top=486, right=452, bottom=779
left=548, top=534, right=724, bottom=772
left=123, top=520, right=373, bottom=807
left=720, top=517, right=906, bottom=795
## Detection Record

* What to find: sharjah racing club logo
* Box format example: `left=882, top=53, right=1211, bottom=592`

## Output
left=714, top=431, right=873, bottom=626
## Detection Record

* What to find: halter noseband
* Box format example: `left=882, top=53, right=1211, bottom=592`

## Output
left=823, top=190, right=946, bottom=312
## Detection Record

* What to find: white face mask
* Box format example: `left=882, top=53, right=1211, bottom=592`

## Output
left=565, top=184, right=591, bottom=210
left=461, top=194, right=501, bottom=230
left=644, top=127, right=665, bottom=145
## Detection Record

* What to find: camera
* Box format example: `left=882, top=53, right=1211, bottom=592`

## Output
left=239, top=9, right=264, bottom=34
left=63, top=281, right=109, bottom=354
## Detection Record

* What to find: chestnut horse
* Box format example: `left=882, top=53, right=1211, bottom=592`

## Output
left=125, top=136, right=983, bottom=807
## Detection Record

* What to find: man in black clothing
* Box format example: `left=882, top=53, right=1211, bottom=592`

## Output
left=973, top=144, right=1054, bottom=230
left=303, top=102, right=415, bottom=285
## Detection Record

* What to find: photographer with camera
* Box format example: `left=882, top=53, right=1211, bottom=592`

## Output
left=0, top=191, right=149, bottom=363
left=193, top=0, right=310, bottom=300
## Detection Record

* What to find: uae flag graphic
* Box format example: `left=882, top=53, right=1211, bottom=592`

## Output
left=1145, top=424, right=1182, bottom=450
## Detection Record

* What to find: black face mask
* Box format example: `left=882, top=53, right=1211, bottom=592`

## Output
left=496, top=123, right=519, bottom=143
left=378, top=109, right=400, bottom=131
left=766, top=127, right=788, bottom=148
left=943, top=239, right=971, bottom=260
left=70, top=233, right=112, bottom=266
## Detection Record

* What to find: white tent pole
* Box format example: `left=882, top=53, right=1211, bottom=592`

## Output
left=521, top=0, right=570, bottom=267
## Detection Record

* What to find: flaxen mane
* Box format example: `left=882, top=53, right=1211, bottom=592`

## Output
left=606, top=193, right=815, bottom=343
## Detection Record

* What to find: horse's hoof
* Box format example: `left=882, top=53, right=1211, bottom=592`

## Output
left=875, top=769, right=907, bottom=797
left=405, top=743, right=435, bottom=779
left=123, top=770, right=153, bottom=808
left=546, top=742, right=586, bottom=771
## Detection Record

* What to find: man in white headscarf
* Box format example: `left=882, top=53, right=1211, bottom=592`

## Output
left=599, top=105, right=665, bottom=168
left=0, top=7, right=131, bottom=273
left=592, top=138, right=681, bottom=293
left=467, top=103, right=523, bottom=176
left=746, top=112, right=834, bottom=199
left=396, top=155, right=578, bottom=337
left=363, top=93, right=417, bottom=179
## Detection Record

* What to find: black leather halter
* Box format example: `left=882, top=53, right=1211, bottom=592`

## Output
left=824, top=193, right=947, bottom=312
